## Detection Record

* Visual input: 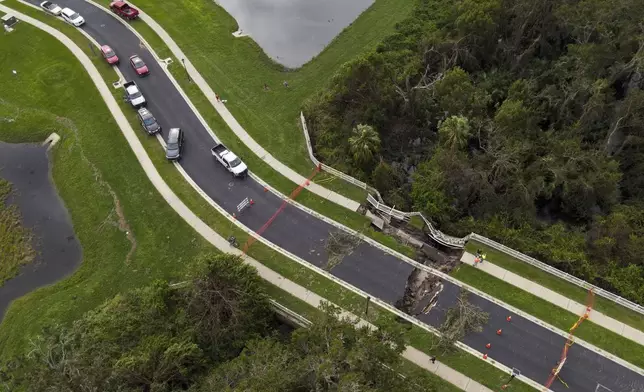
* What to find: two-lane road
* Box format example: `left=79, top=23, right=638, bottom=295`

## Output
left=26, top=1, right=644, bottom=390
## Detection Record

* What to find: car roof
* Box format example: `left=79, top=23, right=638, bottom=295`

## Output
left=61, top=8, right=74, bottom=15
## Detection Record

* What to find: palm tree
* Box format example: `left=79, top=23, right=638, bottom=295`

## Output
left=439, top=115, right=471, bottom=150
left=349, top=124, right=380, bottom=164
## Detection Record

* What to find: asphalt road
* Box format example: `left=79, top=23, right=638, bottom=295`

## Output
left=23, top=1, right=644, bottom=390
left=0, top=143, right=82, bottom=320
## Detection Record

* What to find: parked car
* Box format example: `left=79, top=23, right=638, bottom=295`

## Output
left=100, top=45, right=119, bottom=65
left=129, top=55, right=149, bottom=76
left=60, top=8, right=85, bottom=26
left=165, top=128, right=184, bottom=160
left=136, top=108, right=161, bottom=135
left=40, top=1, right=62, bottom=15
left=122, top=80, right=146, bottom=108
left=109, top=0, right=139, bottom=20
left=211, top=143, right=248, bottom=177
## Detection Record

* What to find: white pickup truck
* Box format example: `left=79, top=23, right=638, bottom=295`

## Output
left=211, top=143, right=248, bottom=177
left=123, top=80, right=146, bottom=108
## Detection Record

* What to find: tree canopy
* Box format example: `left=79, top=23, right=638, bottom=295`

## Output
left=0, top=254, right=440, bottom=392
left=304, top=0, right=644, bottom=304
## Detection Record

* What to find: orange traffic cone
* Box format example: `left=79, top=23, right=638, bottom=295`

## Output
left=263, top=186, right=269, bottom=192
left=483, top=353, right=488, bottom=359
left=232, top=213, right=236, bottom=220
left=497, top=329, right=503, bottom=336
left=249, top=199, right=255, bottom=206
left=305, top=180, right=310, bottom=186
left=507, top=316, right=512, bottom=322
left=485, top=343, right=491, bottom=349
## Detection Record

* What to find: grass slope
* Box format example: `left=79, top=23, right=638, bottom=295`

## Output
left=466, top=240, right=644, bottom=332
left=118, top=0, right=415, bottom=199
left=0, top=179, right=36, bottom=285
left=0, top=21, right=216, bottom=359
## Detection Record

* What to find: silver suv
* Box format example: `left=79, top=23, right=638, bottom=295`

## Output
left=165, top=128, right=184, bottom=160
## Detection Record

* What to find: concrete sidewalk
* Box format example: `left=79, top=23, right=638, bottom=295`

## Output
left=4, top=6, right=492, bottom=391
left=461, top=252, right=644, bottom=345
left=119, top=1, right=362, bottom=212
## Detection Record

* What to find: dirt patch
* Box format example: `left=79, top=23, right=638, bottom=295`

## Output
left=395, top=268, right=444, bottom=316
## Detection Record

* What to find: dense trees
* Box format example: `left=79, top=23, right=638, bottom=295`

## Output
left=0, top=254, right=438, bottom=392
left=304, top=0, right=644, bottom=304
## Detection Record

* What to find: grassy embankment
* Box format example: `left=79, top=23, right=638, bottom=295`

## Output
left=0, top=179, right=36, bottom=285
left=1, top=4, right=539, bottom=391
left=463, top=240, right=644, bottom=332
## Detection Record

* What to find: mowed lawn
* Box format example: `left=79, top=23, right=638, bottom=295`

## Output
left=0, top=179, right=36, bottom=285
left=0, top=22, right=216, bottom=359
left=123, top=0, right=415, bottom=184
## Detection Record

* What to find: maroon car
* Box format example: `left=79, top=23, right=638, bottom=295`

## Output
left=129, top=55, right=149, bottom=76
left=109, top=0, right=139, bottom=20
left=101, top=45, right=119, bottom=65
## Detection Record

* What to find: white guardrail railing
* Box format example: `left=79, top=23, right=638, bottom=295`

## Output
left=300, top=112, right=383, bottom=200
left=301, top=112, right=644, bottom=313
left=468, top=234, right=644, bottom=316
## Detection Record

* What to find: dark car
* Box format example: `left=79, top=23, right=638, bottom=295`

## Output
left=136, top=108, right=160, bottom=135
left=165, top=128, right=183, bottom=160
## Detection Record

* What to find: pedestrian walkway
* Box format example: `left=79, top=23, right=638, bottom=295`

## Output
left=4, top=6, right=490, bottom=390
left=112, top=0, right=362, bottom=212
left=461, top=251, right=644, bottom=345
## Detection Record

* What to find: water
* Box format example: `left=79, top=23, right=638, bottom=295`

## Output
left=0, top=142, right=82, bottom=320
left=216, top=0, right=374, bottom=68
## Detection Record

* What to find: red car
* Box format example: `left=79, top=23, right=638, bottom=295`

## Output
left=109, top=0, right=139, bottom=20
left=101, top=45, right=119, bottom=65
left=129, top=55, right=149, bottom=76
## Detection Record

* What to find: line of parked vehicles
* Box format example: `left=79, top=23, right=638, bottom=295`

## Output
left=39, top=0, right=248, bottom=176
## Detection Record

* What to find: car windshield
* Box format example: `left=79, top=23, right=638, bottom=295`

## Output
left=229, top=158, right=241, bottom=168
left=167, top=142, right=178, bottom=150
left=143, top=117, right=155, bottom=126
left=43, top=2, right=52, bottom=7
left=130, top=91, right=141, bottom=99
left=133, top=58, right=144, bottom=68
left=104, top=49, right=115, bottom=57
left=70, top=12, right=80, bottom=19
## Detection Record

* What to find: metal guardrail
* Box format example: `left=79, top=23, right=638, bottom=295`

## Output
left=300, top=113, right=644, bottom=313
left=300, top=112, right=383, bottom=199
left=469, top=233, right=644, bottom=316
left=366, top=194, right=467, bottom=249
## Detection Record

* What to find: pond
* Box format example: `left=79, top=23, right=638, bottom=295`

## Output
left=0, top=142, right=82, bottom=320
left=215, top=0, right=374, bottom=68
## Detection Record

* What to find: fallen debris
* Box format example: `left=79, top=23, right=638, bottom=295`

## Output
left=324, top=230, right=362, bottom=270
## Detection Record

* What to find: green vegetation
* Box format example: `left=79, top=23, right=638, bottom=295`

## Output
left=466, top=240, right=644, bottom=331
left=105, top=0, right=416, bottom=201
left=0, top=179, right=36, bottom=285
left=453, top=264, right=644, bottom=368
left=305, top=0, right=644, bottom=305
left=1, top=256, right=445, bottom=392
left=0, top=18, right=216, bottom=359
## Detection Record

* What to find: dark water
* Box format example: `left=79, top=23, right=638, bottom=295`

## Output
left=216, top=0, right=374, bottom=68
left=0, top=142, right=82, bottom=320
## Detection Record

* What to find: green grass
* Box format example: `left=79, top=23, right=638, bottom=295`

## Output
left=466, top=240, right=644, bottom=332
left=0, top=20, right=221, bottom=359
left=0, top=179, right=36, bottom=286
left=452, top=264, right=644, bottom=367
left=100, top=0, right=415, bottom=201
